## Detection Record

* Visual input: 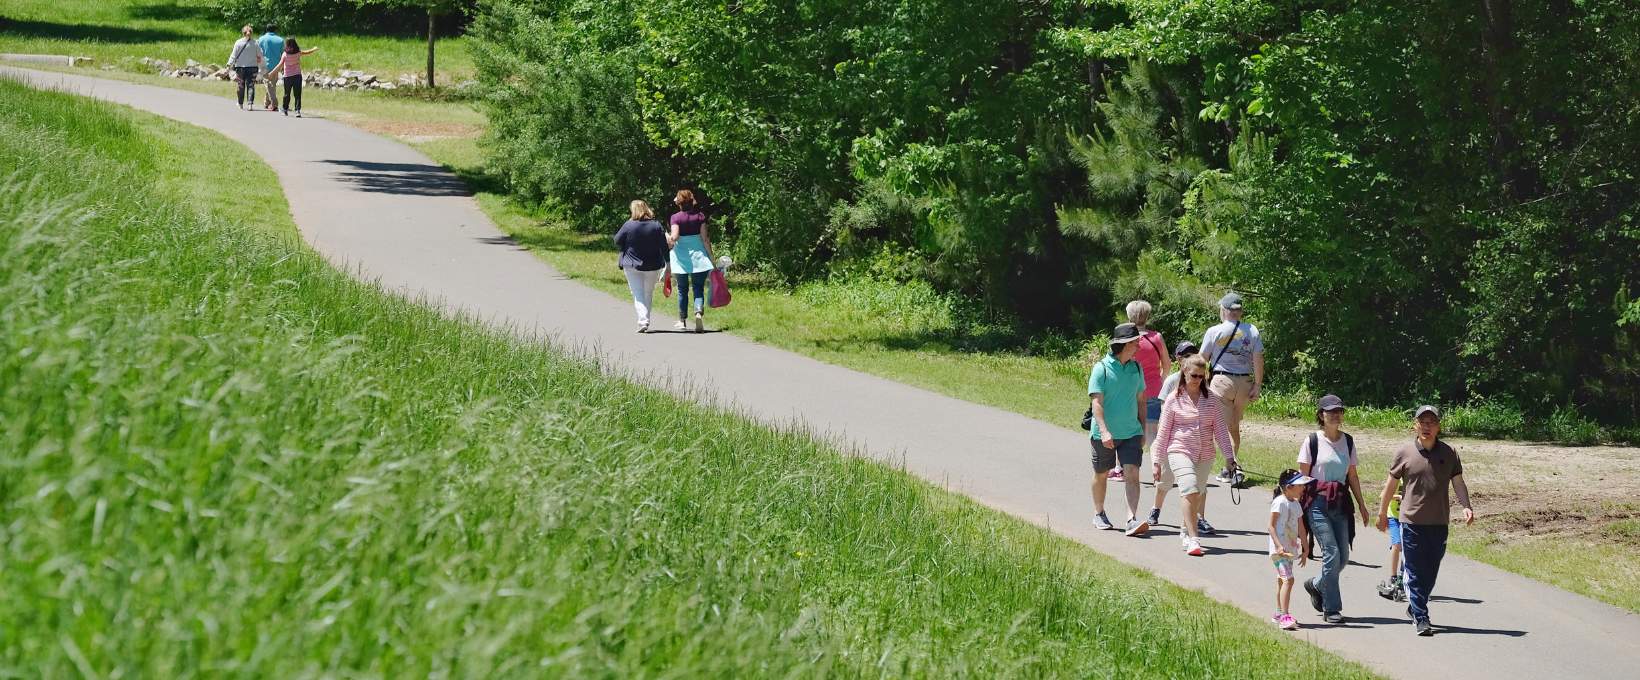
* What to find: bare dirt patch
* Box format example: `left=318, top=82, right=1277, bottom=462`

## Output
left=1471, top=495, right=1640, bottom=543
left=351, top=119, right=481, bottom=141
left=1240, top=418, right=1640, bottom=548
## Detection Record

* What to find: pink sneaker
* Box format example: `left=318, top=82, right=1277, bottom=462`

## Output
left=1279, top=614, right=1298, bottom=630
left=1270, top=612, right=1283, bottom=625
left=1108, top=469, right=1125, bottom=482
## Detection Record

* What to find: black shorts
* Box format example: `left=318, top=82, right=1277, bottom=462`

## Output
left=1090, top=435, right=1144, bottom=473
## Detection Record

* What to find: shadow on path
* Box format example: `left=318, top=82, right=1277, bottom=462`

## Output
left=126, top=3, right=219, bottom=22
left=321, top=159, right=470, bottom=197
left=475, top=235, right=525, bottom=250
left=1437, top=624, right=1528, bottom=637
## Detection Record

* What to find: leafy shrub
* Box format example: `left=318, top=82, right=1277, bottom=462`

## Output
left=1542, top=406, right=1605, bottom=446
left=1442, top=400, right=1529, bottom=441
left=469, top=0, right=678, bottom=231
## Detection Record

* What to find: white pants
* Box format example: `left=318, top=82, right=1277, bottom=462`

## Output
left=623, top=266, right=664, bottom=326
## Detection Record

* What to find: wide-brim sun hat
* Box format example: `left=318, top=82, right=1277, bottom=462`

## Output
left=1111, top=322, right=1142, bottom=343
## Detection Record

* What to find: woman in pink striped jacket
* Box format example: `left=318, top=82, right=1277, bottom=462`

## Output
left=1151, top=354, right=1237, bottom=556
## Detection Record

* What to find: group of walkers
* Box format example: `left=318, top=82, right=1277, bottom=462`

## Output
left=229, top=24, right=318, bottom=117
left=613, top=190, right=725, bottom=333
left=1087, top=293, right=1476, bottom=635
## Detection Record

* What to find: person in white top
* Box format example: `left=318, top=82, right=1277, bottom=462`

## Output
left=1297, top=394, right=1371, bottom=625
left=227, top=25, right=265, bottom=110
left=1269, top=469, right=1313, bottom=630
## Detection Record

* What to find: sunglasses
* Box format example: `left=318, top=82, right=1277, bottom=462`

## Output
left=1186, top=373, right=1206, bottom=380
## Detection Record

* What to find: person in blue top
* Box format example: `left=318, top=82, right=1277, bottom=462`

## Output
left=613, top=199, right=668, bottom=333
left=1088, top=322, right=1149, bottom=536
left=256, top=25, right=285, bottom=112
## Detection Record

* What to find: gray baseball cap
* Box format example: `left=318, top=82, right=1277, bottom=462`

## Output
left=1219, top=292, right=1244, bottom=310
left=1414, top=405, right=1442, bottom=420
left=1318, top=394, right=1345, bottom=411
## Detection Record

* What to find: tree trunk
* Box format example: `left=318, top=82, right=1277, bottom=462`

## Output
left=1478, top=0, right=1537, bottom=199
left=426, top=9, right=437, bottom=89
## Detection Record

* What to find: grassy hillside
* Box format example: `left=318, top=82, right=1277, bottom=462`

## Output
left=0, top=77, right=1377, bottom=677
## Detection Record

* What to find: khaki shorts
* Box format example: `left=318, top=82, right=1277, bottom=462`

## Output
left=1167, top=452, right=1215, bottom=496
left=1209, top=373, right=1255, bottom=433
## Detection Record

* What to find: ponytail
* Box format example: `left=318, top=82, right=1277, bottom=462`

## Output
left=1274, top=468, right=1301, bottom=497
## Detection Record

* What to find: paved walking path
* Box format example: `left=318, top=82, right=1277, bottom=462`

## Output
left=8, top=65, right=1637, bottom=680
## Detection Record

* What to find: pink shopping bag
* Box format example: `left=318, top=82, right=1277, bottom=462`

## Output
left=708, top=269, right=732, bottom=308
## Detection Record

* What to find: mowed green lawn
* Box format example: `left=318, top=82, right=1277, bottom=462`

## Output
left=0, top=0, right=475, bottom=81
left=0, top=78, right=1380, bottom=676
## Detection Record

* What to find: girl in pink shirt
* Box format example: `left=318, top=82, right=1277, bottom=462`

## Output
left=267, top=39, right=318, bottom=117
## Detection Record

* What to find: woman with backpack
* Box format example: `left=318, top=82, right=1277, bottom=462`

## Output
left=1297, top=394, right=1372, bottom=624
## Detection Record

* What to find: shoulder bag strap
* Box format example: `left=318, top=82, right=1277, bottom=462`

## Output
left=1142, top=332, right=1161, bottom=359
left=1210, top=320, right=1241, bottom=372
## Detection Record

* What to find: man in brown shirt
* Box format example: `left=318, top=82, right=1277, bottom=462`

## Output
left=1376, top=405, right=1474, bottom=636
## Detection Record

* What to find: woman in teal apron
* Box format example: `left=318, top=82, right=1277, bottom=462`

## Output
left=667, top=189, right=716, bottom=332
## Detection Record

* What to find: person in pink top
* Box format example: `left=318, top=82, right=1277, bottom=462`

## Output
left=266, top=39, right=319, bottom=117
left=1149, top=354, right=1235, bottom=556
left=1116, top=300, right=1168, bottom=485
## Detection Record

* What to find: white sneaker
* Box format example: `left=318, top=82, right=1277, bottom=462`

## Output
left=1185, top=538, right=1204, bottom=556
left=673, top=320, right=687, bottom=331
left=693, top=312, right=704, bottom=333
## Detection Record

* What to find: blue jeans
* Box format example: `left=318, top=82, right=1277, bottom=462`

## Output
left=1401, top=523, right=1449, bottom=623
left=1306, top=503, right=1351, bottom=614
left=675, top=271, right=708, bottom=319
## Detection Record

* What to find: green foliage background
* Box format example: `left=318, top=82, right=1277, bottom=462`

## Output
left=472, top=0, right=1640, bottom=433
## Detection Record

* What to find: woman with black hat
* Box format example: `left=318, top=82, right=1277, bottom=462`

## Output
left=1087, top=323, right=1150, bottom=536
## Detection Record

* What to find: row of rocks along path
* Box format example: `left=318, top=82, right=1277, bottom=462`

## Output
left=6, top=64, right=1637, bottom=680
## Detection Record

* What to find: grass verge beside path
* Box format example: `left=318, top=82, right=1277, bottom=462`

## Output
left=0, top=78, right=1381, bottom=676
left=0, top=0, right=475, bottom=82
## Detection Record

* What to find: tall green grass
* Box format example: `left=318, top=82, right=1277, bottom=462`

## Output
left=0, top=78, right=1376, bottom=676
